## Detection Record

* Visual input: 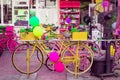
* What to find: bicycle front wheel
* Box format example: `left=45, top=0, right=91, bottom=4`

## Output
left=61, top=42, right=94, bottom=75
left=12, top=43, right=44, bottom=74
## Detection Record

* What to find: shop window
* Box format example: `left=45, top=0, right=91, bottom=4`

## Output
left=13, top=0, right=29, bottom=26
left=1, top=0, right=12, bottom=24
left=30, top=0, right=36, bottom=9
left=3, top=1, right=12, bottom=24
left=14, top=7, right=29, bottom=26
left=38, top=0, right=56, bottom=8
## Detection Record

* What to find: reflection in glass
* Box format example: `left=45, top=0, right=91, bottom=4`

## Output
left=3, top=0, right=12, bottom=24
left=38, top=0, right=56, bottom=8
left=46, top=0, right=56, bottom=8
left=30, top=0, right=36, bottom=9
left=14, top=7, right=29, bottom=26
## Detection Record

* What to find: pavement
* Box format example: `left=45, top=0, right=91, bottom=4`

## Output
left=0, top=50, right=120, bottom=80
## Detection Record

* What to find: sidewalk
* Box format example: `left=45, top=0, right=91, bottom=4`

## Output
left=0, top=51, right=120, bottom=80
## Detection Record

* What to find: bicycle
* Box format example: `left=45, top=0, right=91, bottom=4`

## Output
left=12, top=38, right=60, bottom=75
left=45, top=39, right=98, bottom=72
left=12, top=26, right=60, bottom=74
left=12, top=37, right=94, bottom=76
left=44, top=26, right=100, bottom=72
left=0, top=26, right=20, bottom=54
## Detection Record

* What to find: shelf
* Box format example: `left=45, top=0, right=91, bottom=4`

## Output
left=14, top=5, right=29, bottom=7
left=60, top=12, right=80, bottom=14
left=60, top=1, right=80, bottom=8
left=59, top=1, right=80, bottom=28
left=60, top=22, right=79, bottom=25
left=60, top=18, right=79, bottom=20
left=60, top=6, right=80, bottom=8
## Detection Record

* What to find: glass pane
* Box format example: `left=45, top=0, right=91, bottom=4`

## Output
left=3, top=0, right=12, bottom=24
left=38, top=0, right=45, bottom=8
left=46, top=0, right=56, bottom=8
left=14, top=7, right=29, bottom=26
left=0, top=0, right=1, bottom=23
left=30, top=0, right=36, bottom=9
left=38, top=0, right=56, bottom=8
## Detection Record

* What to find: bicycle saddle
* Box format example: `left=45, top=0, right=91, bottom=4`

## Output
left=52, top=26, right=58, bottom=31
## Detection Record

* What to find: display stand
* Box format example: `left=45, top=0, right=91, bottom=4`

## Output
left=59, top=1, right=80, bottom=32
left=91, top=1, right=118, bottom=80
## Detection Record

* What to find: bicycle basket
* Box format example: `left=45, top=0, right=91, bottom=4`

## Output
left=20, top=28, right=35, bottom=40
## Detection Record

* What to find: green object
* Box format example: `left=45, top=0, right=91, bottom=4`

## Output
left=71, top=28, right=79, bottom=32
left=45, top=36, right=49, bottom=40
left=27, top=28, right=33, bottom=32
left=97, top=38, right=101, bottom=43
left=20, top=28, right=33, bottom=33
left=86, top=28, right=89, bottom=35
left=30, top=16, right=40, bottom=27
left=112, top=15, right=117, bottom=22
left=30, top=10, right=36, bottom=16
left=33, top=27, right=44, bottom=37
left=93, top=48, right=97, bottom=51
left=0, top=26, right=6, bottom=29
left=20, top=28, right=26, bottom=33
left=0, top=30, right=2, bottom=33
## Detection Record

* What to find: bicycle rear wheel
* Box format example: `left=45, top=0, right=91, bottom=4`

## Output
left=86, top=41, right=102, bottom=57
left=12, top=43, right=44, bottom=74
left=61, top=42, right=94, bottom=75
left=45, top=57, right=55, bottom=71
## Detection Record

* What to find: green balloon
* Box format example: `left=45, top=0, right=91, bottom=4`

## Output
left=33, top=27, right=44, bottom=37
left=30, top=16, right=40, bottom=27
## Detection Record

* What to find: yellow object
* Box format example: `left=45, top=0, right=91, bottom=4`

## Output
left=45, top=26, right=51, bottom=31
left=20, top=32, right=35, bottom=40
left=39, top=24, right=43, bottom=27
left=72, top=32, right=88, bottom=41
left=95, top=0, right=102, bottom=3
left=95, top=0, right=103, bottom=14
left=110, top=45, right=115, bottom=56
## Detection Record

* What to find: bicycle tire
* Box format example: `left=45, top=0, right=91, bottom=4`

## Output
left=45, top=57, right=55, bottom=71
left=7, top=39, right=19, bottom=54
left=12, top=43, right=44, bottom=74
left=86, top=41, right=102, bottom=57
left=61, top=42, right=94, bottom=75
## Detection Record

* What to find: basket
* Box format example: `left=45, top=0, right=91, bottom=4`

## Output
left=72, top=32, right=88, bottom=41
left=20, top=32, right=35, bottom=40
left=20, top=28, right=35, bottom=40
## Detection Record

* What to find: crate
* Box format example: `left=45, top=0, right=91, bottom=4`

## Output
left=20, top=32, right=35, bottom=40
left=72, top=32, right=88, bottom=41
